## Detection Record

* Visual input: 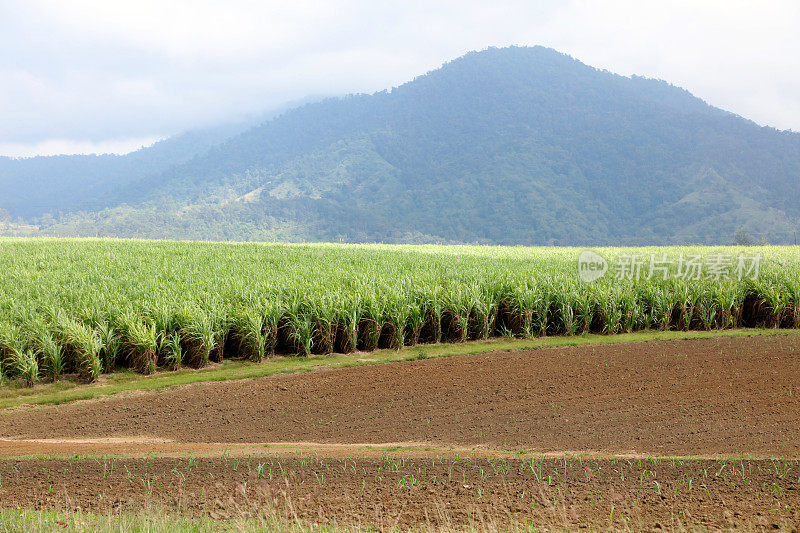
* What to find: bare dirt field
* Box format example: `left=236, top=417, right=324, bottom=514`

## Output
left=1, top=334, right=799, bottom=529
left=2, top=335, right=799, bottom=456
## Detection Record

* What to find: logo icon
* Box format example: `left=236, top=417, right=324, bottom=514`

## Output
left=578, top=250, right=608, bottom=283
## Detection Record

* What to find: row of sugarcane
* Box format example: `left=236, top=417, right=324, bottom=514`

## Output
left=1, top=271, right=798, bottom=386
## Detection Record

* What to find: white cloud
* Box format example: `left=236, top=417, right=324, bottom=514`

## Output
left=1, top=0, right=798, bottom=156
left=536, top=0, right=800, bottom=131
left=0, top=137, right=162, bottom=158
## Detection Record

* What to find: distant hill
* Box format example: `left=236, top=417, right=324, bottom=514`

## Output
left=0, top=96, right=321, bottom=219
left=0, top=125, right=239, bottom=219
left=2, top=46, right=799, bottom=245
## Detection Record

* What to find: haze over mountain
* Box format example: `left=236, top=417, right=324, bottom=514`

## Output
left=2, top=46, right=799, bottom=245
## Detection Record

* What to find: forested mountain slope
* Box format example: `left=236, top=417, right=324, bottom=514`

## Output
left=3, top=46, right=799, bottom=244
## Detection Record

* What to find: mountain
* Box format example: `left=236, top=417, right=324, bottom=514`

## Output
left=0, top=125, right=240, bottom=219
left=3, top=46, right=799, bottom=245
left=0, top=96, right=323, bottom=220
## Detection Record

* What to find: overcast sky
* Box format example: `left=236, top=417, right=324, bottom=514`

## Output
left=2, top=0, right=799, bottom=157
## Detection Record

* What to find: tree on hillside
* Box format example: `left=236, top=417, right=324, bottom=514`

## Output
left=733, top=227, right=755, bottom=246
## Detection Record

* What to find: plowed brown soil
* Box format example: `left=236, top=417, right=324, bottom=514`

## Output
left=2, top=335, right=799, bottom=457
left=2, top=335, right=800, bottom=529
left=2, top=455, right=799, bottom=530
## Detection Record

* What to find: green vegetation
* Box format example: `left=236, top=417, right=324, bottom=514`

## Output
left=3, top=47, right=799, bottom=244
left=0, top=238, right=798, bottom=388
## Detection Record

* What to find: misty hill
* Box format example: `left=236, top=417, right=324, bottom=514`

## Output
left=3, top=46, right=800, bottom=244
left=0, top=125, right=239, bottom=219
left=0, top=97, right=321, bottom=220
